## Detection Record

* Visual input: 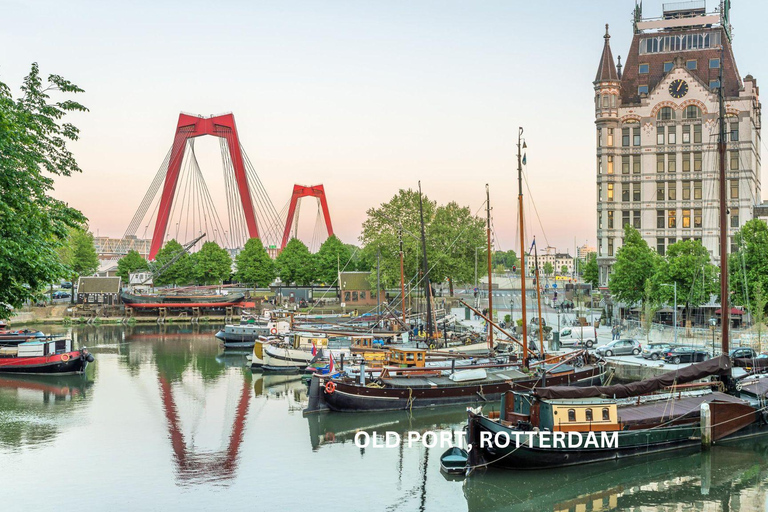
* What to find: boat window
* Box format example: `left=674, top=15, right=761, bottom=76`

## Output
left=602, top=408, right=610, bottom=421
left=585, top=409, right=593, bottom=422
left=567, top=409, right=576, bottom=422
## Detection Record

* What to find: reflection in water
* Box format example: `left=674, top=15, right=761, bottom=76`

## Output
left=0, top=373, right=93, bottom=449
left=462, top=440, right=768, bottom=511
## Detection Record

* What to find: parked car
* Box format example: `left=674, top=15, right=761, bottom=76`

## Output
left=642, top=342, right=677, bottom=360
left=60, top=282, right=73, bottom=289
left=730, top=347, right=757, bottom=359
left=51, top=291, right=71, bottom=299
left=664, top=347, right=710, bottom=364
left=596, top=338, right=642, bottom=357
left=558, top=326, right=598, bottom=348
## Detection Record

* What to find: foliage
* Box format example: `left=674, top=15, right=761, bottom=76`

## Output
left=730, top=219, right=768, bottom=308
left=752, top=281, right=767, bottom=351
left=314, top=235, right=351, bottom=285
left=542, top=262, right=554, bottom=276
left=276, top=238, right=314, bottom=286
left=560, top=265, right=568, bottom=275
left=359, top=190, right=485, bottom=294
left=492, top=250, right=518, bottom=269
left=59, top=227, right=99, bottom=278
left=235, top=238, right=275, bottom=287
left=343, top=244, right=370, bottom=271
left=652, top=239, right=717, bottom=321
left=153, top=239, right=193, bottom=287
left=0, top=63, right=88, bottom=317
left=192, top=241, right=232, bottom=285
left=582, top=253, right=599, bottom=288
left=642, top=280, right=659, bottom=343
left=608, top=226, right=658, bottom=306
left=116, top=250, right=149, bottom=282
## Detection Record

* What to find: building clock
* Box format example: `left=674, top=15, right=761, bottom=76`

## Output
left=669, top=79, right=689, bottom=99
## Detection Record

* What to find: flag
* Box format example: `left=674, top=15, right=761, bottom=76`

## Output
left=529, top=238, right=536, bottom=254
left=328, top=352, right=336, bottom=374
left=311, top=342, right=317, bottom=357
left=522, top=153, right=527, bottom=165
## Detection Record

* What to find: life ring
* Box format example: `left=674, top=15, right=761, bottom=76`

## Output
left=429, top=343, right=436, bottom=350
left=325, top=381, right=336, bottom=394
left=270, top=327, right=277, bottom=335
left=60, top=353, right=70, bottom=362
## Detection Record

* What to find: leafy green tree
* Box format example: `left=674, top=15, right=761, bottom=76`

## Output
left=116, top=250, right=149, bottom=282
left=560, top=265, right=568, bottom=275
left=153, top=239, right=194, bottom=287
left=314, top=235, right=351, bottom=285
left=0, top=64, right=88, bottom=317
left=642, top=280, right=660, bottom=343
left=276, top=238, right=314, bottom=286
left=608, top=225, right=658, bottom=306
left=582, top=252, right=599, bottom=288
left=543, top=262, right=554, bottom=276
left=235, top=238, right=275, bottom=287
left=492, top=250, right=518, bottom=269
left=192, top=241, right=232, bottom=285
left=57, top=227, right=99, bottom=302
left=653, top=239, right=717, bottom=324
left=360, top=189, right=436, bottom=290
left=428, top=201, right=486, bottom=295
left=751, top=282, right=767, bottom=352
left=343, top=244, right=370, bottom=271
left=730, top=219, right=768, bottom=309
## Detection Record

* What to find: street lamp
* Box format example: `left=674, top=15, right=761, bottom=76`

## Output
left=661, top=282, right=677, bottom=346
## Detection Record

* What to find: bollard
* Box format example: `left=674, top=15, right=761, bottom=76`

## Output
left=700, top=402, right=711, bottom=449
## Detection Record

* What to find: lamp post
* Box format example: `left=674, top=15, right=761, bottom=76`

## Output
left=661, top=282, right=677, bottom=346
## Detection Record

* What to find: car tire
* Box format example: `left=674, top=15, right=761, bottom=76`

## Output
left=586, top=340, right=594, bottom=348
left=673, top=357, right=681, bottom=365
left=605, top=350, right=613, bottom=357
left=632, top=348, right=640, bottom=355
left=651, top=353, right=659, bottom=361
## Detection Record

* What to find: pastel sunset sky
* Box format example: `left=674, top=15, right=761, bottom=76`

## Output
left=2, top=0, right=766, bottom=255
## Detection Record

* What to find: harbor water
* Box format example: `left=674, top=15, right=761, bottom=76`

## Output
left=4, top=325, right=768, bottom=511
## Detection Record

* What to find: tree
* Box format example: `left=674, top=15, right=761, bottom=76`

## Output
left=730, top=219, right=768, bottom=309
left=642, top=280, right=660, bottom=343
left=62, top=227, right=99, bottom=276
left=560, top=265, right=569, bottom=275
left=543, top=262, right=554, bottom=276
left=116, top=250, right=149, bottom=282
left=235, top=238, right=275, bottom=287
left=192, top=241, right=232, bottom=285
left=751, top=281, right=767, bottom=352
left=0, top=64, right=88, bottom=317
left=609, top=226, right=659, bottom=306
left=582, top=253, right=599, bottom=288
left=344, top=244, right=370, bottom=271
left=314, top=235, right=351, bottom=285
left=276, top=238, right=314, bottom=286
left=653, top=239, right=717, bottom=324
left=492, top=250, right=518, bottom=269
left=153, top=240, right=193, bottom=287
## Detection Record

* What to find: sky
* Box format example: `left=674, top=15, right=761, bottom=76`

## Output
left=2, top=0, right=766, bottom=255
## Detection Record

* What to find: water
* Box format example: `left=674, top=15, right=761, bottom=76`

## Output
left=3, top=324, right=768, bottom=511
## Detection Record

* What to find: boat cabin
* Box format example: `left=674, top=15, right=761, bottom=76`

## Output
left=504, top=392, right=620, bottom=432
left=0, top=338, right=73, bottom=358
left=384, top=348, right=426, bottom=368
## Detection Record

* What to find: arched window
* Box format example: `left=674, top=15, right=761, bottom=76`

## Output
left=657, top=107, right=675, bottom=121
left=683, top=105, right=701, bottom=119
left=567, top=409, right=576, bottom=422
left=585, top=409, right=593, bottom=422
left=602, top=408, right=610, bottom=421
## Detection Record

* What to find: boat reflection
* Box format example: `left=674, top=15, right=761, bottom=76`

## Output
left=306, top=406, right=467, bottom=451
left=462, top=439, right=768, bottom=511
left=0, top=373, right=93, bottom=449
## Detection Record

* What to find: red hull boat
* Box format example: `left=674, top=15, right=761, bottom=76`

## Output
left=0, top=338, right=94, bottom=375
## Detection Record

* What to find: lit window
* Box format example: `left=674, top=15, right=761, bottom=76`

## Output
left=682, top=209, right=691, bottom=228
left=638, top=85, right=649, bottom=95
left=607, top=128, right=614, bottom=146
left=568, top=409, right=576, bottom=422
left=639, top=64, right=649, bottom=74
left=663, top=61, right=673, bottom=72
left=607, top=155, right=614, bottom=174
left=686, top=60, right=697, bottom=70
left=668, top=210, right=676, bottom=228
left=709, top=58, right=720, bottom=69
left=607, top=183, right=614, bottom=201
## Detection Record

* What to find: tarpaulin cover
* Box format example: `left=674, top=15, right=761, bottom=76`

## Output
left=533, top=355, right=731, bottom=399
left=733, top=357, right=768, bottom=368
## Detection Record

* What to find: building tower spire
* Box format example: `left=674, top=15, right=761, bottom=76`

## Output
left=594, top=24, right=618, bottom=83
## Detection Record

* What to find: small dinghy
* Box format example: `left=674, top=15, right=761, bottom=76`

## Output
left=439, top=447, right=468, bottom=475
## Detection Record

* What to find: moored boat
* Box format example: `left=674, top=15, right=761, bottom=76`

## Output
left=216, top=310, right=292, bottom=348
left=0, top=338, right=94, bottom=375
left=120, top=290, right=245, bottom=306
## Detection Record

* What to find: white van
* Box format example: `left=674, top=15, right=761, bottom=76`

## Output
left=558, top=326, right=598, bottom=348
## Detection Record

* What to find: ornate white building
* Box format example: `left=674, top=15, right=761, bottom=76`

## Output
left=594, top=1, right=761, bottom=286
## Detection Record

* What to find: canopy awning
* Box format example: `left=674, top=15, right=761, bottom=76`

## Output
left=715, top=307, right=744, bottom=315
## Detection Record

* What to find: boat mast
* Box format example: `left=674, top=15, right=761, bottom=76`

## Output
left=486, top=184, right=494, bottom=350
left=717, top=23, right=729, bottom=354
left=418, top=181, right=434, bottom=341
left=517, top=127, right=529, bottom=367
left=533, top=237, right=544, bottom=359
left=399, top=225, right=406, bottom=326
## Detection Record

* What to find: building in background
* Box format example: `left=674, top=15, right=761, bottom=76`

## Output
left=577, top=244, right=597, bottom=260
left=594, top=1, right=761, bottom=286
left=528, top=246, right=574, bottom=276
